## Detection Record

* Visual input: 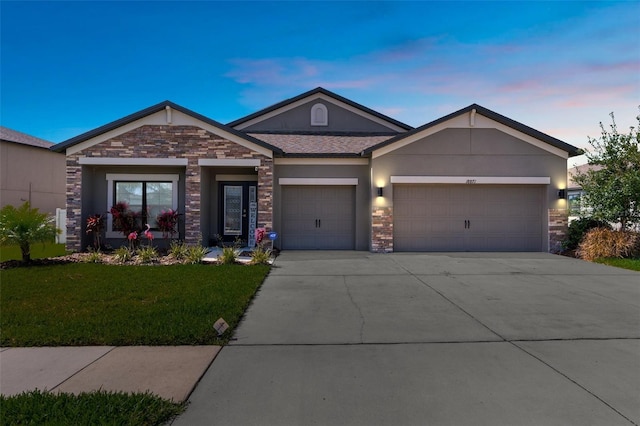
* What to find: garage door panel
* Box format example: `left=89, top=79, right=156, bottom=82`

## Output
left=282, top=186, right=355, bottom=250
left=394, top=184, right=544, bottom=252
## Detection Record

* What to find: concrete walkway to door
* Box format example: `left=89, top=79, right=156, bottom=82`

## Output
left=174, top=252, right=640, bottom=426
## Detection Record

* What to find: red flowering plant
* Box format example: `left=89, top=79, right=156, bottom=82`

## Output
left=85, top=213, right=105, bottom=250
left=110, top=201, right=141, bottom=238
left=156, top=209, right=181, bottom=241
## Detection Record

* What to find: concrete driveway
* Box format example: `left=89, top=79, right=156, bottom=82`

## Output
left=174, top=252, right=640, bottom=426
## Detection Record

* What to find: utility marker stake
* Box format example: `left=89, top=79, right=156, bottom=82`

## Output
left=214, top=318, right=229, bottom=336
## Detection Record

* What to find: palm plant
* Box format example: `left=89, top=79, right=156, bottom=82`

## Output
left=0, top=202, right=59, bottom=263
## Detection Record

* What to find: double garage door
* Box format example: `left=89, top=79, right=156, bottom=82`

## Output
left=394, top=184, right=544, bottom=251
left=281, top=186, right=355, bottom=249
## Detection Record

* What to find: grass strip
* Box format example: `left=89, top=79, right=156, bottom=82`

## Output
left=0, top=243, right=67, bottom=262
left=1, top=263, right=270, bottom=346
left=595, top=257, right=640, bottom=271
left=0, top=390, right=184, bottom=425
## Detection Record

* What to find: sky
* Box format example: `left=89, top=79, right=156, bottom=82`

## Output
left=1, top=1, right=639, bottom=166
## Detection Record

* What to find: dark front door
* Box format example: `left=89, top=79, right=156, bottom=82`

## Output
left=219, top=182, right=258, bottom=245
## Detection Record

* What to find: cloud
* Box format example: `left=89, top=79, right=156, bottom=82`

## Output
left=224, top=1, right=639, bottom=145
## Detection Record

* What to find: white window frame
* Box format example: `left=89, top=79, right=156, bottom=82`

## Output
left=106, top=173, right=179, bottom=238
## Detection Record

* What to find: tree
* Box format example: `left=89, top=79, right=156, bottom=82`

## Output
left=0, top=202, right=59, bottom=263
left=573, top=110, right=640, bottom=230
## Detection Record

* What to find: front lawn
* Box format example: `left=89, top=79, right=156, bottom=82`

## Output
left=1, top=263, right=269, bottom=346
left=595, top=258, right=640, bottom=271
left=0, top=390, right=184, bottom=426
left=0, top=243, right=67, bottom=261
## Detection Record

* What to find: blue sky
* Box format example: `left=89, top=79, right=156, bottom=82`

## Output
left=1, top=1, right=638, bottom=164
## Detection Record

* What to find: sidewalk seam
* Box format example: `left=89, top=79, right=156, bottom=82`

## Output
left=510, top=341, right=638, bottom=426
left=50, top=346, right=117, bottom=393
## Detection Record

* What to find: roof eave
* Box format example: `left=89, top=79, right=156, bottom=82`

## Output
left=228, top=87, right=414, bottom=131
left=276, top=152, right=370, bottom=159
left=364, top=103, right=581, bottom=157
left=50, top=101, right=282, bottom=155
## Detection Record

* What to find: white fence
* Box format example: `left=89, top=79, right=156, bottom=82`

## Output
left=55, top=208, right=66, bottom=244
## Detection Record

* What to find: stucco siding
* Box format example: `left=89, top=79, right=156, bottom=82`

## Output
left=373, top=128, right=567, bottom=207
left=371, top=128, right=568, bottom=252
left=0, top=141, right=65, bottom=213
left=273, top=164, right=371, bottom=250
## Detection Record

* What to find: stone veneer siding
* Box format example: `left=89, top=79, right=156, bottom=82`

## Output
left=371, top=206, right=393, bottom=252
left=64, top=125, right=272, bottom=252
left=548, top=208, right=568, bottom=253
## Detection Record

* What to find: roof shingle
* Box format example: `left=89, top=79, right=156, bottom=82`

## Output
left=248, top=133, right=394, bottom=155
left=0, top=126, right=53, bottom=149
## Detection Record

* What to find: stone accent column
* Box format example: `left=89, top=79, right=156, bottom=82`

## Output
left=548, top=208, right=568, bottom=253
left=371, top=206, right=393, bottom=252
left=184, top=160, right=201, bottom=245
left=65, top=157, right=82, bottom=252
left=257, top=158, right=274, bottom=231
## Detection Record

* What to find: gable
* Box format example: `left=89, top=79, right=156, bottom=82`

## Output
left=52, top=101, right=280, bottom=158
left=230, top=88, right=411, bottom=134
left=368, top=104, right=581, bottom=159
left=390, top=128, right=558, bottom=157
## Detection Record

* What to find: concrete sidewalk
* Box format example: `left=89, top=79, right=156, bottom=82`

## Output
left=175, top=252, right=640, bottom=426
left=0, top=346, right=220, bottom=402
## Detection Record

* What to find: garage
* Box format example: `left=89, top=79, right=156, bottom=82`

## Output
left=281, top=185, right=355, bottom=249
left=394, top=184, right=544, bottom=251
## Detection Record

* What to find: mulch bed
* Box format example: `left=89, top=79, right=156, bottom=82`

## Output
left=1, top=253, right=200, bottom=270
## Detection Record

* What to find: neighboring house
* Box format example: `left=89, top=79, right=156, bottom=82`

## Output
left=51, top=87, right=581, bottom=253
left=0, top=126, right=66, bottom=214
left=567, top=163, right=599, bottom=220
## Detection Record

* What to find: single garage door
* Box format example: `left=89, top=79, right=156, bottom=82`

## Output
left=281, top=186, right=355, bottom=249
left=394, top=184, right=544, bottom=251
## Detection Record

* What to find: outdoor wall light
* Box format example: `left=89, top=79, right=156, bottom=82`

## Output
left=377, top=187, right=384, bottom=197
left=558, top=189, right=566, bottom=199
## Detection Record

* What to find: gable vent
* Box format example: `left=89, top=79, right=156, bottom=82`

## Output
left=310, top=103, right=328, bottom=126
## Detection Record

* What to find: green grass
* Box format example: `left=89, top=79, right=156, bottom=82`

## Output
left=1, top=263, right=270, bottom=346
left=0, top=243, right=67, bottom=261
left=0, top=390, right=184, bottom=425
left=595, top=258, right=640, bottom=271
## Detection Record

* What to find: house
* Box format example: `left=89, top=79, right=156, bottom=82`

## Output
left=568, top=164, right=588, bottom=219
left=1, top=126, right=66, bottom=214
left=51, top=88, right=581, bottom=253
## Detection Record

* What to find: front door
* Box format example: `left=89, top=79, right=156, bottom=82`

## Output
left=219, top=182, right=257, bottom=246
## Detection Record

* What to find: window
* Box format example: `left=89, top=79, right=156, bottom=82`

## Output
left=310, top=103, right=328, bottom=126
left=568, top=191, right=581, bottom=216
left=106, top=174, right=179, bottom=237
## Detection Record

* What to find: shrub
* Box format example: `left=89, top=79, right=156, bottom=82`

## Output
left=156, top=209, right=181, bottom=240
left=113, top=246, right=132, bottom=264
left=250, top=246, right=272, bottom=265
left=85, top=214, right=105, bottom=250
left=110, top=202, right=141, bottom=237
left=186, top=244, right=209, bottom=264
left=563, top=217, right=612, bottom=251
left=219, top=247, right=239, bottom=265
left=0, top=202, right=59, bottom=263
left=577, top=228, right=640, bottom=261
left=137, top=246, right=158, bottom=264
left=169, top=240, right=189, bottom=261
left=84, top=249, right=103, bottom=264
